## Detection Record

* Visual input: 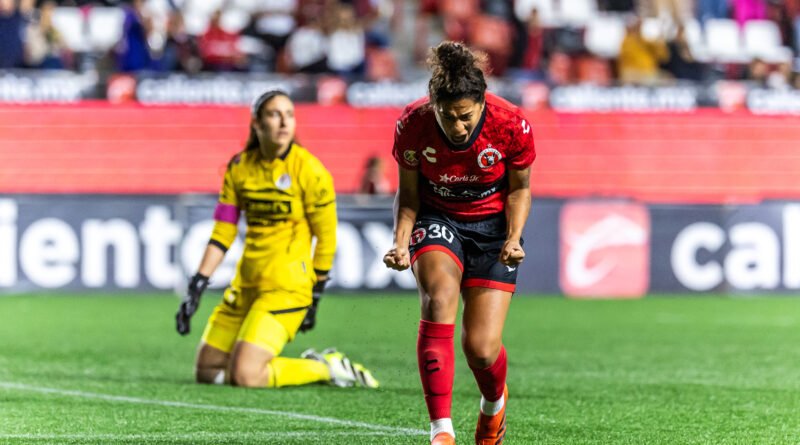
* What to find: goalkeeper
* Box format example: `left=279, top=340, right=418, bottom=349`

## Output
left=176, top=90, right=377, bottom=389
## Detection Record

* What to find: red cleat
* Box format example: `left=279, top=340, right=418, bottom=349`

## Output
left=474, top=385, right=508, bottom=445
left=432, top=432, right=456, bottom=445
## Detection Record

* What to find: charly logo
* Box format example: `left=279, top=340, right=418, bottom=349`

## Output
left=477, top=145, right=502, bottom=169
left=422, top=147, right=437, bottom=163
left=403, top=149, right=418, bottom=166
left=439, top=173, right=480, bottom=184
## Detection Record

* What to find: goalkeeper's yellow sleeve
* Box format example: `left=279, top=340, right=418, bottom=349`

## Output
left=209, top=155, right=241, bottom=251
left=209, top=220, right=238, bottom=251
left=302, top=160, right=337, bottom=274
left=308, top=200, right=337, bottom=273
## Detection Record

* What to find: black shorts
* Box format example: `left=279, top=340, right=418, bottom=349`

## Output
left=408, top=210, right=520, bottom=292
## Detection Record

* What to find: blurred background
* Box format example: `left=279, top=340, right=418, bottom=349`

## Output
left=0, top=0, right=799, bottom=298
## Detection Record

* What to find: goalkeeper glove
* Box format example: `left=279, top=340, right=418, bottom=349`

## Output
left=176, top=273, right=210, bottom=336
left=299, top=280, right=326, bottom=333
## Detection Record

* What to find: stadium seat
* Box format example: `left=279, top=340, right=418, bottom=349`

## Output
left=514, top=0, right=559, bottom=27
left=559, top=0, right=597, bottom=27
left=186, top=0, right=226, bottom=19
left=705, top=18, right=748, bottom=63
left=584, top=15, right=626, bottom=58
left=183, top=11, right=210, bottom=36
left=743, top=20, right=792, bottom=63
left=683, top=19, right=711, bottom=62
left=230, top=0, right=261, bottom=13
left=144, top=0, right=171, bottom=49
left=220, top=9, right=251, bottom=33
left=88, top=7, right=125, bottom=52
left=641, top=17, right=666, bottom=41
left=51, top=7, right=88, bottom=52
left=145, top=0, right=171, bottom=18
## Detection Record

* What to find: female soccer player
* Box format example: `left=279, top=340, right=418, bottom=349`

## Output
left=384, top=42, right=536, bottom=444
left=176, top=90, right=377, bottom=390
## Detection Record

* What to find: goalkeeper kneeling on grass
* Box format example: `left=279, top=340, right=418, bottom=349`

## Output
left=175, top=90, right=378, bottom=389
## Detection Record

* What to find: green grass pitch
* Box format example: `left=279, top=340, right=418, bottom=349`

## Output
left=1, top=293, right=800, bottom=444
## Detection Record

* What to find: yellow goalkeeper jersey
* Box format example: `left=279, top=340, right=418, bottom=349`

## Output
left=209, top=143, right=337, bottom=294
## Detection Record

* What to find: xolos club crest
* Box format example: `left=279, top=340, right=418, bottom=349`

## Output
left=477, top=145, right=502, bottom=169
left=410, top=227, right=427, bottom=246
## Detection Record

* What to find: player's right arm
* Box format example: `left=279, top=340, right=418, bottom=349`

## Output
left=176, top=155, right=242, bottom=335
left=384, top=166, right=419, bottom=270
left=384, top=108, right=421, bottom=271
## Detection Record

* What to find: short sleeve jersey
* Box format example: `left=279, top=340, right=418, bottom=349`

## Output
left=392, top=92, right=536, bottom=221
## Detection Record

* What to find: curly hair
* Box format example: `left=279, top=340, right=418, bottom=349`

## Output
left=427, top=41, right=489, bottom=105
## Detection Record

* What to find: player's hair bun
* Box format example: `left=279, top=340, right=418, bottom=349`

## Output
left=427, top=42, right=488, bottom=105
left=431, top=42, right=475, bottom=75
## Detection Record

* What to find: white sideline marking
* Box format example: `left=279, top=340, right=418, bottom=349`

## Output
left=0, top=381, right=425, bottom=436
left=0, top=431, right=398, bottom=441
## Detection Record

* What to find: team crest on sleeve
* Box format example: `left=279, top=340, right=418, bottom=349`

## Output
left=477, top=145, right=503, bottom=169
left=410, top=227, right=427, bottom=246
left=403, top=149, right=419, bottom=166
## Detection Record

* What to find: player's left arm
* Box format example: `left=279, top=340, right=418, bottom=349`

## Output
left=501, top=113, right=536, bottom=266
left=502, top=167, right=531, bottom=266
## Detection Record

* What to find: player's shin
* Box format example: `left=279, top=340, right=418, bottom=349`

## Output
left=266, top=357, right=330, bottom=388
left=469, top=345, right=508, bottom=415
left=418, top=320, right=456, bottom=439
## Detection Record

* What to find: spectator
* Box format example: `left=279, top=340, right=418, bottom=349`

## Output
left=360, top=0, right=394, bottom=48
left=242, top=0, right=296, bottom=55
left=0, top=0, right=32, bottom=69
left=767, top=60, right=793, bottom=89
left=766, top=0, right=796, bottom=49
left=199, top=10, right=247, bottom=72
left=746, top=58, right=770, bottom=87
left=325, top=3, right=365, bottom=76
left=25, top=0, right=69, bottom=69
left=696, top=0, right=729, bottom=23
left=285, top=15, right=327, bottom=73
left=617, top=16, right=669, bottom=85
left=358, top=156, right=390, bottom=195
left=115, top=0, right=153, bottom=72
left=519, top=8, right=545, bottom=78
left=733, top=0, right=767, bottom=27
left=159, top=11, right=200, bottom=73
left=639, top=0, right=692, bottom=25
left=467, top=13, right=514, bottom=75
left=662, top=25, right=704, bottom=81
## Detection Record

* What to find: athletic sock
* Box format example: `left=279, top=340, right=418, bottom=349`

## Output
left=430, top=417, right=455, bottom=442
left=417, top=320, right=455, bottom=421
left=266, top=357, right=330, bottom=388
left=469, top=345, right=507, bottom=415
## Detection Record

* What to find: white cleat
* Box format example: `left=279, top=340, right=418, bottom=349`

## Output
left=301, top=347, right=379, bottom=388
left=352, top=362, right=380, bottom=389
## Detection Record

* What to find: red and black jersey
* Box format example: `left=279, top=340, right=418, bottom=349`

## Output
left=392, top=92, right=537, bottom=221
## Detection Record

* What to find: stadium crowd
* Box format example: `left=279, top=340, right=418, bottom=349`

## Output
left=1, top=0, right=800, bottom=88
